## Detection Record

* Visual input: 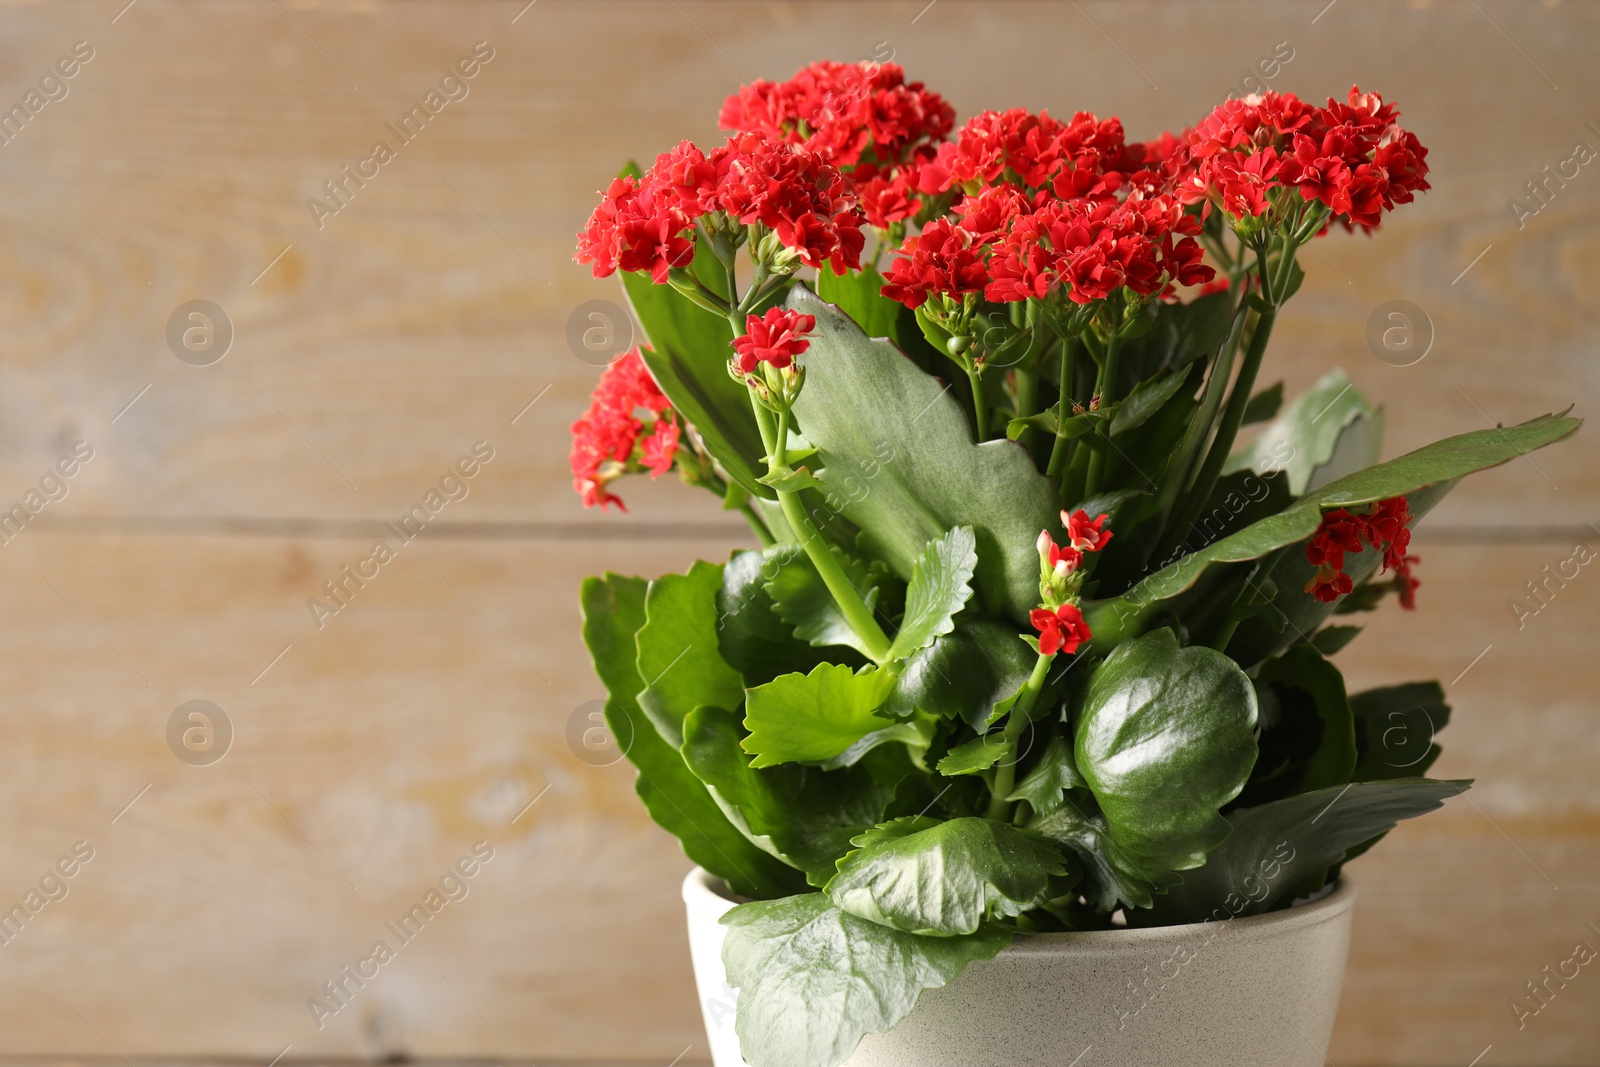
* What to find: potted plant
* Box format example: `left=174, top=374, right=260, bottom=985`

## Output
left=571, top=61, right=1577, bottom=1067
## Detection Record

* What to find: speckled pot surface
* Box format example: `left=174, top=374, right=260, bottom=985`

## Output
left=683, top=866, right=1356, bottom=1067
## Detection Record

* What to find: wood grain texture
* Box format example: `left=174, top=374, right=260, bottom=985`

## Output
left=0, top=1, right=1595, bottom=1064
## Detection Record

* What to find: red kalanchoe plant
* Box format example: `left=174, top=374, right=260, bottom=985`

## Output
left=570, top=60, right=1579, bottom=1067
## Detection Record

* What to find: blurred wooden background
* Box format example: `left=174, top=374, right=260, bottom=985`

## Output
left=0, top=1, right=1596, bottom=1064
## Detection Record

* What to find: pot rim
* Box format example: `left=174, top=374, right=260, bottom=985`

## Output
left=683, top=865, right=1355, bottom=948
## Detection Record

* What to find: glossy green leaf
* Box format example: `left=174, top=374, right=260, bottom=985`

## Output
left=885, top=618, right=1037, bottom=730
left=785, top=284, right=1062, bottom=623
left=1029, top=795, right=1180, bottom=911
left=826, top=816, right=1067, bottom=935
left=743, top=663, right=898, bottom=768
left=580, top=575, right=803, bottom=898
left=1076, top=628, right=1259, bottom=877
left=816, top=264, right=900, bottom=340
left=681, top=706, right=899, bottom=886
left=1237, top=646, right=1357, bottom=808
left=721, top=893, right=1011, bottom=1067
left=636, top=561, right=746, bottom=748
left=1007, top=733, right=1085, bottom=817
left=1141, top=778, right=1468, bottom=924
left=1088, top=412, right=1581, bottom=648
left=1350, top=682, right=1452, bottom=782
left=1111, top=364, right=1193, bottom=437
left=763, top=543, right=883, bottom=659
left=887, top=526, right=978, bottom=660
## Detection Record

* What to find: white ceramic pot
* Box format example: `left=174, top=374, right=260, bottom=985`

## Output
left=683, top=867, right=1356, bottom=1067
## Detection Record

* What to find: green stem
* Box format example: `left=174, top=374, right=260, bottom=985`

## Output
left=1082, top=332, right=1123, bottom=500
left=986, top=652, right=1054, bottom=821
left=1046, top=337, right=1079, bottom=478
left=738, top=501, right=775, bottom=547
left=965, top=362, right=990, bottom=441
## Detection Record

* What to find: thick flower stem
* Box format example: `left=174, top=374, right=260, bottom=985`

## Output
left=1046, top=337, right=1080, bottom=478
left=965, top=363, right=990, bottom=441
left=1082, top=332, right=1123, bottom=500
left=985, top=651, right=1054, bottom=821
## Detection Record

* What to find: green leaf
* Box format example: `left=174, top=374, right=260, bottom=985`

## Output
left=1225, top=369, right=1382, bottom=494
left=785, top=285, right=1063, bottom=623
left=1309, top=624, right=1363, bottom=656
left=887, top=526, right=978, bottom=660
left=817, top=264, right=900, bottom=340
left=716, top=549, right=843, bottom=687
left=1350, top=682, right=1452, bottom=782
left=1237, top=646, right=1357, bottom=808
left=885, top=618, right=1037, bottom=730
left=721, top=893, right=1011, bottom=1067
left=636, top=561, right=747, bottom=748
left=580, top=575, right=803, bottom=899
left=935, top=734, right=1008, bottom=776
left=757, top=464, right=826, bottom=493
left=1029, top=795, right=1180, bottom=911
left=681, top=706, right=899, bottom=886
left=1111, top=365, right=1193, bottom=437
left=763, top=543, right=882, bottom=659
left=1007, top=732, right=1085, bottom=817
left=1088, top=412, right=1581, bottom=649
left=1242, top=381, right=1284, bottom=425
left=743, top=663, right=898, bottom=769
left=1076, top=628, right=1259, bottom=877
left=1141, top=778, right=1468, bottom=924
left=826, top=816, right=1068, bottom=935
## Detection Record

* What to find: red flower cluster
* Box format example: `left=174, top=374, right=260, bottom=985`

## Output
left=1032, top=603, right=1092, bottom=657
left=1304, top=496, right=1419, bottom=607
left=575, top=135, right=866, bottom=282
left=1177, top=87, right=1430, bottom=230
left=719, top=60, right=954, bottom=230
left=569, top=349, right=679, bottom=511
left=882, top=186, right=1212, bottom=309
left=732, top=308, right=815, bottom=375
left=918, top=108, right=1148, bottom=199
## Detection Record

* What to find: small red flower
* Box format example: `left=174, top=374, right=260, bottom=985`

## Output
left=1037, top=529, right=1083, bottom=576
left=1393, top=555, right=1420, bottom=610
left=1305, top=565, right=1354, bottom=604
left=1306, top=508, right=1366, bottom=571
left=1303, top=496, right=1415, bottom=605
left=569, top=349, right=678, bottom=512
left=732, top=308, right=816, bottom=375
left=1064, top=509, right=1114, bottom=552
left=1031, top=603, right=1092, bottom=657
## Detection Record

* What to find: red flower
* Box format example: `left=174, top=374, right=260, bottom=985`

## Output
left=1306, top=508, right=1366, bottom=571
left=1037, top=529, right=1083, bottom=576
left=1031, top=603, right=1092, bottom=657
left=1065, top=509, right=1114, bottom=552
left=569, top=349, right=678, bottom=511
left=1393, top=555, right=1421, bottom=610
left=1305, top=565, right=1354, bottom=604
left=732, top=308, right=816, bottom=374
left=880, top=218, right=990, bottom=309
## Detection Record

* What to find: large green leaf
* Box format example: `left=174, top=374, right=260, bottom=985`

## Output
left=1029, top=795, right=1180, bottom=911
left=763, top=543, right=883, bottom=659
left=636, top=561, right=747, bottom=748
left=1141, top=778, right=1468, bottom=924
left=743, top=663, right=898, bottom=768
left=885, top=618, right=1037, bottom=730
left=1237, top=646, right=1357, bottom=808
left=580, top=575, right=803, bottom=899
left=623, top=249, right=770, bottom=499
left=785, top=284, right=1062, bottom=623
left=681, top=706, right=899, bottom=886
left=887, top=526, right=978, bottom=660
left=1089, top=412, right=1581, bottom=648
left=1111, top=364, right=1194, bottom=437
left=722, top=893, right=1012, bottom=1067
left=826, top=816, right=1067, bottom=935
left=1224, top=369, right=1382, bottom=494
left=1076, top=628, right=1259, bottom=877
left=1350, top=682, right=1451, bottom=782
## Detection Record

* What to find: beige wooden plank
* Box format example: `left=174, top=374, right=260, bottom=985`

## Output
left=0, top=530, right=1595, bottom=1063
left=0, top=0, right=1593, bottom=528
